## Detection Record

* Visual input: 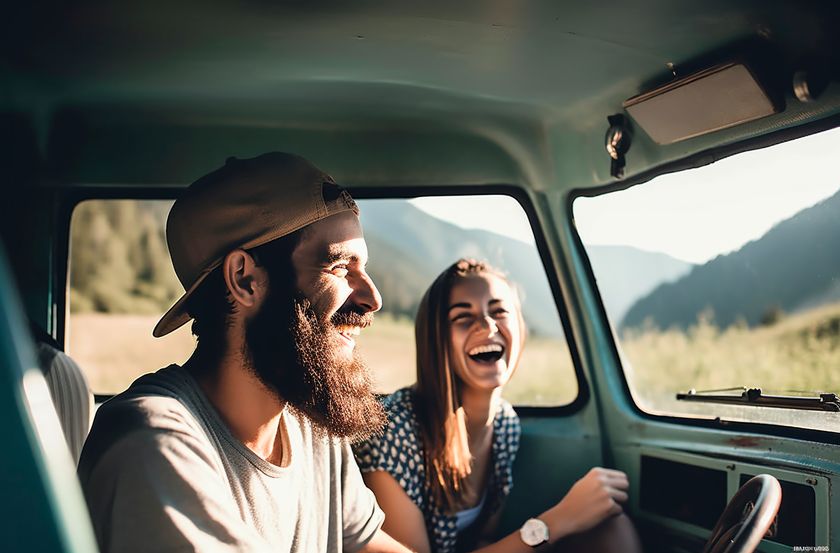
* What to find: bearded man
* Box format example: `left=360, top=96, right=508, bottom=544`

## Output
left=78, top=153, right=411, bottom=553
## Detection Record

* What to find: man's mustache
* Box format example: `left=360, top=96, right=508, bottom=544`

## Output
left=330, top=306, right=374, bottom=329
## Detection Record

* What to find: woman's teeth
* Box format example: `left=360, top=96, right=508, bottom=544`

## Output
left=467, top=343, right=505, bottom=363
left=468, top=343, right=503, bottom=356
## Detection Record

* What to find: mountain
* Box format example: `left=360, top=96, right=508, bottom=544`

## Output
left=622, top=189, right=840, bottom=330
left=360, top=200, right=563, bottom=336
left=585, top=245, right=693, bottom=324
left=361, top=200, right=694, bottom=337
left=71, top=196, right=697, bottom=337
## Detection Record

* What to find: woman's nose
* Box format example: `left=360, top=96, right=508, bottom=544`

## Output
left=476, top=314, right=498, bottom=335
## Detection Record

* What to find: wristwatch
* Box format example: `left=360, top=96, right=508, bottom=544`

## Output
left=519, top=518, right=550, bottom=547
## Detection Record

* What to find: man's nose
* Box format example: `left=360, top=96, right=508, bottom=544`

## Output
left=352, top=271, right=383, bottom=313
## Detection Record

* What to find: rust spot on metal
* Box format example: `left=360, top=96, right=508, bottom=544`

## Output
left=726, top=436, right=764, bottom=448
left=627, top=422, right=646, bottom=433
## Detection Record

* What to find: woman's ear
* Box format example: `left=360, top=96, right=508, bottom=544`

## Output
left=222, top=249, right=267, bottom=309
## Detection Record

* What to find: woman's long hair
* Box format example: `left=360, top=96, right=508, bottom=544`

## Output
left=414, top=258, right=526, bottom=513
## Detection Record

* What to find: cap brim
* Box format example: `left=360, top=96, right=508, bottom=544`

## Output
left=152, top=268, right=215, bottom=337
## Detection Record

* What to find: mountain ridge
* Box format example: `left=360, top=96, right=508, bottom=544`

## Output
left=622, top=189, right=840, bottom=329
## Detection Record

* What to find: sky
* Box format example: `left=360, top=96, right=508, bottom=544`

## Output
left=411, top=126, right=840, bottom=265
left=409, top=194, right=537, bottom=245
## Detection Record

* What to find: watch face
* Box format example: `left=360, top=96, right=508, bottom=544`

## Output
left=520, top=518, right=549, bottom=546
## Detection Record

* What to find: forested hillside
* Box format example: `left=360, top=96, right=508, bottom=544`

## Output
left=585, top=245, right=692, bottom=323
left=71, top=198, right=695, bottom=339
left=71, top=198, right=564, bottom=334
left=70, top=200, right=182, bottom=314
left=360, top=200, right=561, bottom=335
left=623, top=189, right=840, bottom=330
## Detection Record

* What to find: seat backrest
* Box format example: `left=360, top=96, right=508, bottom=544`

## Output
left=31, top=322, right=94, bottom=464
left=1, top=245, right=98, bottom=552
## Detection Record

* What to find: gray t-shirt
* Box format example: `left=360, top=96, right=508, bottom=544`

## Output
left=78, top=365, right=384, bottom=552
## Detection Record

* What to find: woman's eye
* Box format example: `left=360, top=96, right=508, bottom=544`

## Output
left=450, top=314, right=472, bottom=324
left=492, top=308, right=510, bottom=318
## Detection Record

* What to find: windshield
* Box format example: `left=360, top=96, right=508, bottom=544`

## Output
left=573, top=126, right=840, bottom=432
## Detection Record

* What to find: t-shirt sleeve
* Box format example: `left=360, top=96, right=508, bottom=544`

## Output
left=339, top=441, right=385, bottom=551
left=81, top=427, right=270, bottom=553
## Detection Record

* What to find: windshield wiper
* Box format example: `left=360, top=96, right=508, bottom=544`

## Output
left=676, top=387, right=840, bottom=412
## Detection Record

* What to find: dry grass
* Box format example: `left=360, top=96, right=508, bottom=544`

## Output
left=68, top=313, right=578, bottom=405
left=67, top=314, right=195, bottom=394
left=359, top=314, right=578, bottom=406
left=622, top=302, right=840, bottom=408
left=69, top=302, right=840, bottom=416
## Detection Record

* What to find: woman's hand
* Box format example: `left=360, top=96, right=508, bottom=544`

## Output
left=540, top=467, right=630, bottom=541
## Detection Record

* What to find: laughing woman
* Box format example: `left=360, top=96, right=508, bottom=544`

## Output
left=353, top=259, right=640, bottom=553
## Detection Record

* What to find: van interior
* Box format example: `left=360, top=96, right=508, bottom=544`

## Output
left=2, top=2, right=840, bottom=551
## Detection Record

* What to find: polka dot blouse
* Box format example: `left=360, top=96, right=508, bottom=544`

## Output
left=353, top=387, right=521, bottom=553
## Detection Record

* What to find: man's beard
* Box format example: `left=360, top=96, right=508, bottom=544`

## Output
left=243, top=286, right=386, bottom=442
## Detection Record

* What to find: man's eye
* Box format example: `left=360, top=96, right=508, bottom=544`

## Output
left=330, top=264, right=349, bottom=276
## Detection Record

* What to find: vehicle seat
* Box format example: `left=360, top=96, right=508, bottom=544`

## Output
left=30, top=322, right=94, bottom=464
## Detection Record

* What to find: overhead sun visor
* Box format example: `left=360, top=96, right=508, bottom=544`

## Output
left=623, top=62, right=779, bottom=145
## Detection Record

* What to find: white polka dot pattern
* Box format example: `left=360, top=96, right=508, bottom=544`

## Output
left=353, top=387, right=521, bottom=553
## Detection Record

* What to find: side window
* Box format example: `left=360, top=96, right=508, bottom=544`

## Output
left=67, top=200, right=193, bottom=394
left=573, top=126, right=840, bottom=431
left=357, top=196, right=577, bottom=407
left=68, top=195, right=578, bottom=407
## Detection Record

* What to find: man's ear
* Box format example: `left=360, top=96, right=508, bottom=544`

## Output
left=222, top=249, right=267, bottom=309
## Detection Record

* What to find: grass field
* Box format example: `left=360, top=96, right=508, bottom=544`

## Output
left=622, top=301, right=840, bottom=416
left=69, top=302, right=840, bottom=417
left=68, top=313, right=578, bottom=406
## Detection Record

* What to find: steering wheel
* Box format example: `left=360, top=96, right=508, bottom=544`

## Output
left=702, top=474, right=782, bottom=553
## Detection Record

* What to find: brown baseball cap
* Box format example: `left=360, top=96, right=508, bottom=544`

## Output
left=153, top=152, right=359, bottom=337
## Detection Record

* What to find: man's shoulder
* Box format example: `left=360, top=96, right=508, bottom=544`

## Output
left=97, top=365, right=202, bottom=429
left=79, top=365, right=209, bottom=476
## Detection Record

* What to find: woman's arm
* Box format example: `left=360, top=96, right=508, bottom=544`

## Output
left=362, top=471, right=433, bottom=553
left=359, top=528, right=416, bottom=553
left=536, top=467, right=629, bottom=539
left=365, top=467, right=629, bottom=553
left=470, top=467, right=630, bottom=552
